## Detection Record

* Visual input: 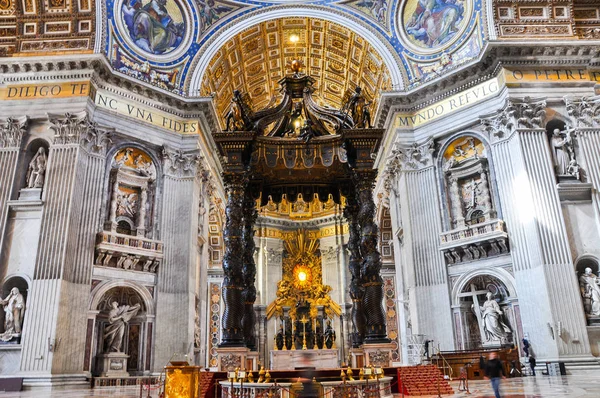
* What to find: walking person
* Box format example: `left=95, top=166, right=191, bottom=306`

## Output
left=529, top=355, right=537, bottom=376
left=484, top=352, right=506, bottom=398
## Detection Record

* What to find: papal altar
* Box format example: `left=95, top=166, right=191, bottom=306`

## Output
left=270, top=349, right=339, bottom=370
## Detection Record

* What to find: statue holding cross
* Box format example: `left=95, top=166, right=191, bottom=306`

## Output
left=461, top=284, right=512, bottom=347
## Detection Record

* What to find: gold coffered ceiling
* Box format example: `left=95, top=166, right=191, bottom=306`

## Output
left=199, top=17, right=392, bottom=125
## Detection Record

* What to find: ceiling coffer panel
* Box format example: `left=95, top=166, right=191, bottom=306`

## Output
left=200, top=17, right=392, bottom=128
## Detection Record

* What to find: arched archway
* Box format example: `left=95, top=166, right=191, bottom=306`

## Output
left=452, top=271, right=521, bottom=351
left=87, top=281, right=155, bottom=376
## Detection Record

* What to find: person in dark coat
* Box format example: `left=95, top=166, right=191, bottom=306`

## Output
left=484, top=352, right=505, bottom=398
left=529, top=355, right=537, bottom=376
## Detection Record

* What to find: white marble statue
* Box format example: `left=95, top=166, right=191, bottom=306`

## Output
left=0, top=287, right=26, bottom=342
left=551, top=128, right=579, bottom=179
left=103, top=301, right=141, bottom=352
left=26, top=147, right=47, bottom=189
left=579, top=267, right=600, bottom=316
left=476, top=292, right=511, bottom=343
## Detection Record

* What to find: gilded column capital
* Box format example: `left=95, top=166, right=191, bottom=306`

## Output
left=162, top=146, right=201, bottom=178
left=0, top=116, right=28, bottom=149
left=482, top=97, right=547, bottom=142
left=564, top=95, right=600, bottom=128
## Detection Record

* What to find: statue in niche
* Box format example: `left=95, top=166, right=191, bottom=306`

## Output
left=324, top=319, right=336, bottom=349
left=26, top=147, right=47, bottom=189
left=103, top=301, right=141, bottom=353
left=0, top=288, right=25, bottom=342
left=473, top=292, right=511, bottom=343
left=550, top=128, right=580, bottom=179
left=579, top=267, right=600, bottom=316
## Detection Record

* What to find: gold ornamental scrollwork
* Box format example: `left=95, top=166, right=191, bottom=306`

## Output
left=266, top=229, right=341, bottom=320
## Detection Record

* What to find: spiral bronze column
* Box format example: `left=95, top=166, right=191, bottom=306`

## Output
left=343, top=186, right=366, bottom=347
left=220, top=172, right=248, bottom=347
left=241, top=190, right=258, bottom=350
left=354, top=170, right=389, bottom=344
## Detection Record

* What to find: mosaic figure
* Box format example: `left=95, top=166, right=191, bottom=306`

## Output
left=122, top=0, right=185, bottom=55
left=404, top=0, right=465, bottom=49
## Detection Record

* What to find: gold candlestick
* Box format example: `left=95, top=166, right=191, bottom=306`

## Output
left=300, top=315, right=309, bottom=350
left=312, top=317, right=318, bottom=350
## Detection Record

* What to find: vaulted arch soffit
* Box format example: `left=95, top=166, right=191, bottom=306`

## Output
left=99, top=0, right=489, bottom=97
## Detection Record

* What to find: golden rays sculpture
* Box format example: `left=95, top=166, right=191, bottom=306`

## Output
left=267, top=229, right=341, bottom=320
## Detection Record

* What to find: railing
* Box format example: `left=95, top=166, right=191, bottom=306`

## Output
left=433, top=346, right=453, bottom=381
left=440, top=219, right=505, bottom=245
left=98, top=231, right=163, bottom=253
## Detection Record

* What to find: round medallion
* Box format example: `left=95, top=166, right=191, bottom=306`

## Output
left=399, top=0, right=472, bottom=54
left=117, top=0, right=191, bottom=61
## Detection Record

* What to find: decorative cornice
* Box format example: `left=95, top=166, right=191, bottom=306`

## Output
left=162, top=146, right=201, bottom=178
left=376, top=42, right=599, bottom=129
left=0, top=116, right=28, bottom=149
left=564, top=95, right=600, bottom=128
left=48, top=111, right=91, bottom=145
left=481, top=97, right=547, bottom=143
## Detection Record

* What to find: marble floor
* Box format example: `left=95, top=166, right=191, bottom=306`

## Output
left=0, top=375, right=600, bottom=397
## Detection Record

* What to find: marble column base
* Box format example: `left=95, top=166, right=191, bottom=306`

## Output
left=363, top=343, right=395, bottom=367
left=96, top=352, right=130, bottom=377
left=217, top=346, right=255, bottom=371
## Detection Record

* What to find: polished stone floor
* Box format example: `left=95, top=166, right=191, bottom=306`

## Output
left=0, top=375, right=600, bottom=397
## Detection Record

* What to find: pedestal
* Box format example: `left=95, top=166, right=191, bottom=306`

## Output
left=216, top=347, right=257, bottom=371
left=363, top=343, right=395, bottom=367
left=349, top=347, right=364, bottom=368
left=96, top=352, right=129, bottom=377
left=18, top=188, right=42, bottom=201
left=270, top=349, right=339, bottom=370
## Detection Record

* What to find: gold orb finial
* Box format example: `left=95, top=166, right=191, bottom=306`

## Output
left=290, top=59, right=302, bottom=73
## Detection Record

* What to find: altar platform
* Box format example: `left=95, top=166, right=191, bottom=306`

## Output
left=270, top=348, right=339, bottom=370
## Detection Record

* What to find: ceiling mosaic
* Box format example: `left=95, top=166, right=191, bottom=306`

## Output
left=103, top=0, right=486, bottom=96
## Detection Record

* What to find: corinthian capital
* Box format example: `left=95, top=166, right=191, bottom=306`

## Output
left=0, top=116, right=28, bottom=148
left=80, top=122, right=112, bottom=155
left=482, top=97, right=547, bottom=141
left=386, top=139, right=435, bottom=172
left=48, top=111, right=91, bottom=145
left=162, top=146, right=201, bottom=178
left=564, top=95, right=600, bottom=128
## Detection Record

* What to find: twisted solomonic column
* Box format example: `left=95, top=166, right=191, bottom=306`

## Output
left=353, top=170, right=389, bottom=343
left=343, top=186, right=366, bottom=347
left=220, top=172, right=248, bottom=347
left=241, top=190, right=258, bottom=350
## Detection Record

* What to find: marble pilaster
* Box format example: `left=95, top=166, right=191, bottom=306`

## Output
left=20, top=112, right=110, bottom=383
left=484, top=97, right=593, bottom=362
left=153, top=146, right=201, bottom=371
left=387, top=140, right=454, bottom=350
left=0, top=117, right=27, bottom=255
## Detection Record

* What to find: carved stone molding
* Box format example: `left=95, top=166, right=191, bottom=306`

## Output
left=162, top=147, right=201, bottom=178
left=0, top=116, right=28, bottom=149
left=564, top=96, right=600, bottom=128
left=48, top=111, right=91, bottom=145
left=482, top=97, right=547, bottom=142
